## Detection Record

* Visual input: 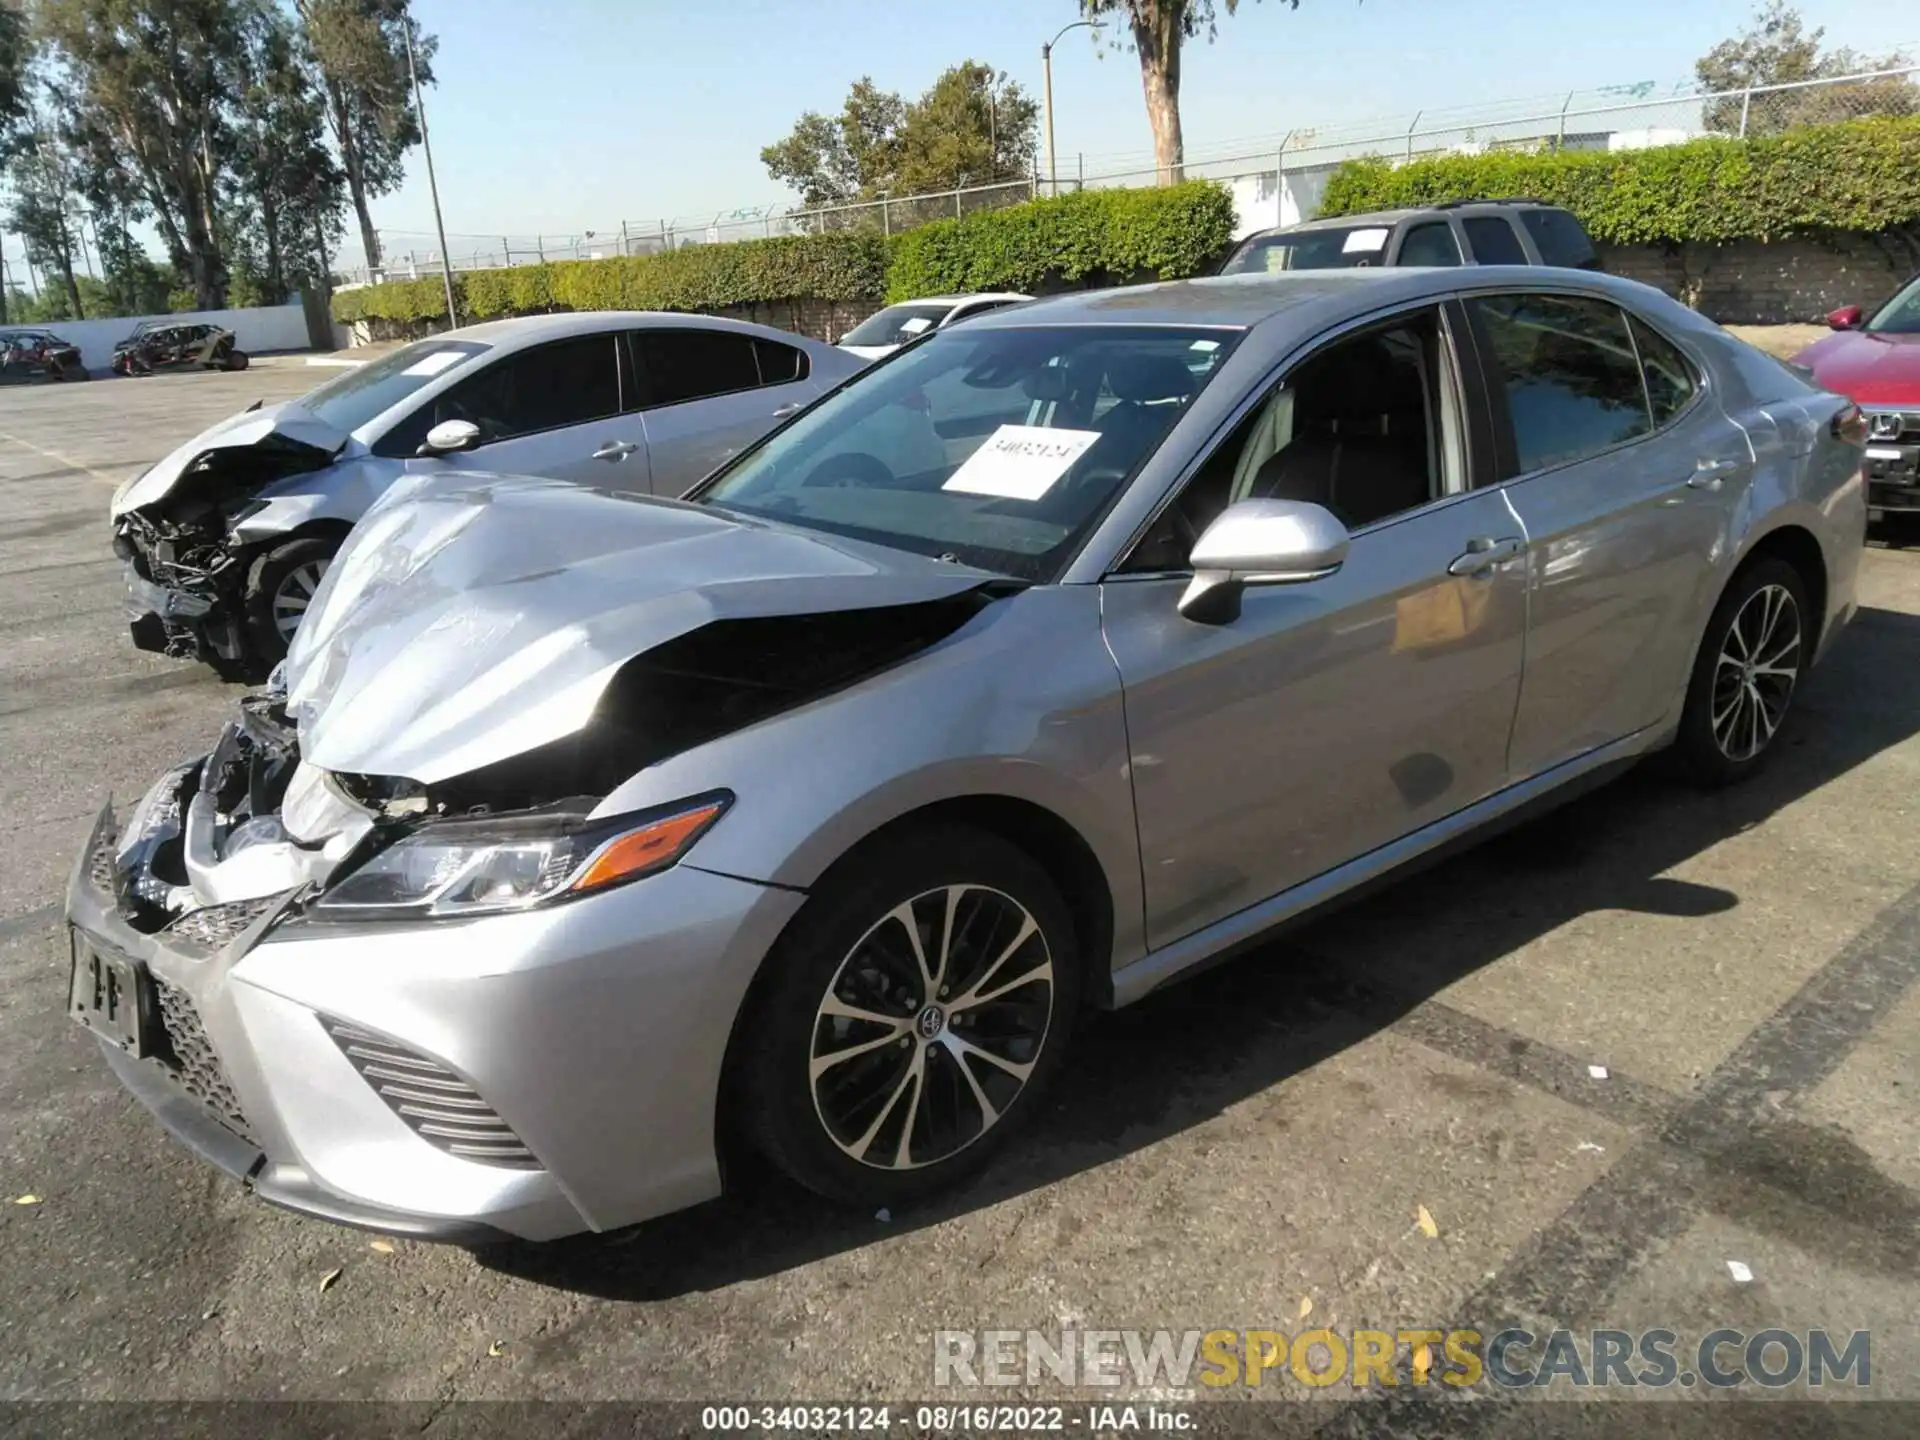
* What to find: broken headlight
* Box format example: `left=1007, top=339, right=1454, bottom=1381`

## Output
left=310, top=793, right=731, bottom=920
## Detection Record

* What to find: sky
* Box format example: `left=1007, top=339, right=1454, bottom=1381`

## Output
left=357, top=0, right=1905, bottom=269
left=2, top=0, right=1909, bottom=287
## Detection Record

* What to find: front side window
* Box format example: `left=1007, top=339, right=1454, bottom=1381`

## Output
left=695, top=324, right=1242, bottom=581
left=1123, top=307, right=1460, bottom=572
left=840, top=303, right=955, bottom=348
left=1866, top=274, right=1920, bottom=335
left=381, top=334, right=621, bottom=453
left=1220, top=225, right=1392, bottom=273
left=1464, top=217, right=1528, bottom=266
left=1397, top=222, right=1462, bottom=267
left=309, top=337, right=492, bottom=440
left=1469, top=293, right=1651, bottom=475
left=634, top=329, right=761, bottom=406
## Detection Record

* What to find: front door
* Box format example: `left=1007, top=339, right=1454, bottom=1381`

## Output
left=1461, top=292, right=1743, bottom=777
left=412, top=332, right=649, bottom=491
left=1102, top=303, right=1531, bottom=950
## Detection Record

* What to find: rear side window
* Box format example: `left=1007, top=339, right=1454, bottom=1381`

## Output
left=1629, top=316, right=1698, bottom=426
left=1396, top=222, right=1462, bottom=266
left=634, top=329, right=762, bottom=406
left=753, top=337, right=808, bottom=385
left=1520, top=209, right=1600, bottom=270
left=1464, top=217, right=1528, bottom=266
left=1468, top=293, right=1652, bottom=474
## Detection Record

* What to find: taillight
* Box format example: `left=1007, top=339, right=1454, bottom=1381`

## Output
left=1831, top=402, right=1869, bottom=445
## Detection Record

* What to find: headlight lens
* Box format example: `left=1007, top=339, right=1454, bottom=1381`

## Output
left=311, top=793, right=730, bottom=920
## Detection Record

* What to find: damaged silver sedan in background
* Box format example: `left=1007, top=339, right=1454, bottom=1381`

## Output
left=68, top=268, right=1864, bottom=1242
left=110, top=312, right=861, bottom=675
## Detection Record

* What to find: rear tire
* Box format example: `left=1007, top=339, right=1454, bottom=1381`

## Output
left=225, top=349, right=250, bottom=372
left=741, top=825, right=1080, bottom=1209
left=243, top=537, right=337, bottom=663
left=1671, top=556, right=1810, bottom=787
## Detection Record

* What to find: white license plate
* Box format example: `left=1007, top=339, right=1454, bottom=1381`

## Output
left=1866, top=446, right=1905, bottom=461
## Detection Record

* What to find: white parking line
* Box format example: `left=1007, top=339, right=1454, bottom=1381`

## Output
left=0, top=429, right=124, bottom=486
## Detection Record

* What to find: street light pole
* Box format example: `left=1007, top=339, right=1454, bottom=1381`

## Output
left=404, top=20, right=459, bottom=329
left=1041, top=20, right=1100, bottom=198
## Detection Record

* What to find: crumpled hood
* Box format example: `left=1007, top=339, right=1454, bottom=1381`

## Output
left=111, top=402, right=348, bottom=517
left=282, top=475, right=993, bottom=784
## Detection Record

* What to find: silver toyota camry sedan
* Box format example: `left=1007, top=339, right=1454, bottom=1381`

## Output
left=67, top=267, right=1868, bottom=1243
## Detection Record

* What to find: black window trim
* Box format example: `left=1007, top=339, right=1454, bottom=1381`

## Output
left=1458, top=287, right=1711, bottom=487
left=624, top=325, right=784, bottom=413
left=1105, top=298, right=1493, bottom=580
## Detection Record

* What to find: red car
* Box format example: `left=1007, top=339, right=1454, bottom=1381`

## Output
left=1793, top=273, right=1920, bottom=522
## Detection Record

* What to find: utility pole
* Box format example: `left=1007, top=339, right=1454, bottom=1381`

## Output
left=405, top=19, right=459, bottom=329
left=1041, top=21, right=1100, bottom=198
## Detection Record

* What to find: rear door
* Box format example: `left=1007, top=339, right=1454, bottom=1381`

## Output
left=392, top=332, right=641, bottom=488
left=629, top=327, right=809, bottom=494
left=1464, top=290, right=1746, bottom=777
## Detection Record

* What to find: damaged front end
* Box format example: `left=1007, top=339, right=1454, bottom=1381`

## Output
left=114, top=412, right=342, bottom=666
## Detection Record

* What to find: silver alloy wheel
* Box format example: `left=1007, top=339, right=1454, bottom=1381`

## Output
left=1711, top=582, right=1801, bottom=763
left=271, top=560, right=328, bottom=644
left=809, top=884, right=1054, bottom=1171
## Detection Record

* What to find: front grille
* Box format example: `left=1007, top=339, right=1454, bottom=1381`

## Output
left=153, top=979, right=252, bottom=1139
left=87, top=822, right=118, bottom=894
left=324, top=1020, right=540, bottom=1170
left=164, top=895, right=284, bottom=951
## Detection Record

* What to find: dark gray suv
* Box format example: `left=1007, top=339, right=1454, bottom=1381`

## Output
left=1221, top=198, right=1602, bottom=274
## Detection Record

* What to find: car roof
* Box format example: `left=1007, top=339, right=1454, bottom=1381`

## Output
left=447, top=310, right=826, bottom=349
left=897, top=293, right=1031, bottom=307
left=1257, top=200, right=1565, bottom=237
left=957, top=265, right=1684, bottom=333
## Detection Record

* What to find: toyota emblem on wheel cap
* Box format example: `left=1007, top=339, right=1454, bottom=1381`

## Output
left=915, top=1005, right=946, bottom=1040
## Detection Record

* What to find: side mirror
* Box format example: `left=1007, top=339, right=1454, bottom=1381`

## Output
left=1826, top=305, right=1864, bottom=331
left=1178, top=498, right=1350, bottom=625
left=418, top=418, right=481, bottom=456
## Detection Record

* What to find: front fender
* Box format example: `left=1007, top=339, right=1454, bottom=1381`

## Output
left=229, top=456, right=403, bottom=544
left=591, top=585, right=1149, bottom=973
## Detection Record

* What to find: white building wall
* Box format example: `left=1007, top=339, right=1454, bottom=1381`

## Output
left=33, top=302, right=316, bottom=374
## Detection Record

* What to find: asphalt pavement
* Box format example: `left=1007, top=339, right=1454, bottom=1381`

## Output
left=1, top=368, right=1917, bottom=1426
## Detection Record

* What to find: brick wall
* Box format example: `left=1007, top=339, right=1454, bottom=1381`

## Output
left=1599, top=231, right=1918, bottom=325
left=711, top=297, right=875, bottom=345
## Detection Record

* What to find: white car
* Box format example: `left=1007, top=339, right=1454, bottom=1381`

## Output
left=110, top=312, right=865, bottom=671
left=837, top=293, right=1033, bottom=361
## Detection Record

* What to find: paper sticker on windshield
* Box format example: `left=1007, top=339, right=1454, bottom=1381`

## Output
left=1342, top=227, right=1389, bottom=253
left=899, top=316, right=935, bottom=335
left=402, top=351, right=467, bottom=377
left=943, top=426, right=1101, bottom=501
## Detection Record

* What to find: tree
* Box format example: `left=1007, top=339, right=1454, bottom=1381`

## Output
left=231, top=1, right=341, bottom=299
left=296, top=0, right=431, bottom=274
left=1080, top=0, right=1295, bottom=185
left=36, top=0, right=248, bottom=308
left=762, top=63, right=1038, bottom=209
left=6, top=119, right=85, bottom=317
left=1695, top=2, right=1917, bottom=136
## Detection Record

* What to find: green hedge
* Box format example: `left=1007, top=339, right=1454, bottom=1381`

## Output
left=331, top=182, right=1237, bottom=324
left=332, top=231, right=890, bottom=324
left=886, top=182, right=1236, bottom=300
left=1319, top=115, right=1920, bottom=246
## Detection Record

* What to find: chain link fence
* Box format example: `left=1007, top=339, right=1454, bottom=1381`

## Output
left=341, top=64, right=1920, bottom=287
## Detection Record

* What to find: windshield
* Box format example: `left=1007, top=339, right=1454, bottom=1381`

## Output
left=1866, top=275, right=1920, bottom=335
left=696, top=323, right=1241, bottom=581
left=840, top=303, right=956, bottom=348
left=297, top=337, right=491, bottom=435
left=1220, top=225, right=1392, bottom=274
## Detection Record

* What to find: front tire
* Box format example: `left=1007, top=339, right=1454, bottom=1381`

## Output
left=243, top=537, right=336, bottom=662
left=1672, top=556, right=1810, bottom=786
left=742, top=825, right=1080, bottom=1208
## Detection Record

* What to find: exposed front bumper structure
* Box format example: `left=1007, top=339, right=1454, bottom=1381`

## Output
left=65, top=754, right=809, bottom=1243
left=119, top=551, right=247, bottom=665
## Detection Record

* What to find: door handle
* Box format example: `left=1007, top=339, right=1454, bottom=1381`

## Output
left=772, top=402, right=803, bottom=419
left=592, top=440, right=639, bottom=461
left=1687, top=456, right=1744, bottom=490
left=1447, top=536, right=1523, bottom=577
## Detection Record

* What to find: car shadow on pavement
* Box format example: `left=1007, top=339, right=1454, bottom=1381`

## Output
left=476, top=604, right=1920, bottom=1302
